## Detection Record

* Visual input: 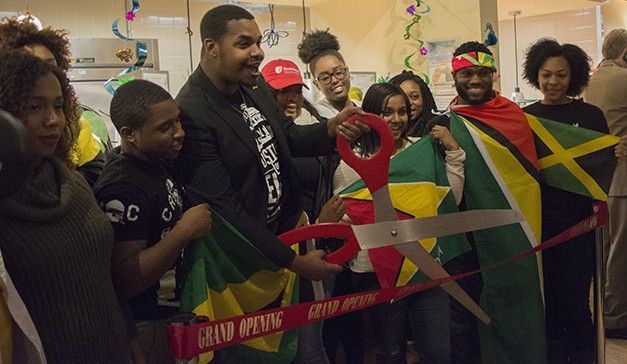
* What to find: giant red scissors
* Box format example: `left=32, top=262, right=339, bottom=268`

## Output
left=279, top=113, right=525, bottom=324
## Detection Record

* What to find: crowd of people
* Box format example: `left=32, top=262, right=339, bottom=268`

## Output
left=0, top=4, right=626, bottom=364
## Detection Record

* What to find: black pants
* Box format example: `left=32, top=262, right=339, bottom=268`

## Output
left=543, top=230, right=595, bottom=364
left=444, top=250, right=482, bottom=364
left=322, top=268, right=364, bottom=364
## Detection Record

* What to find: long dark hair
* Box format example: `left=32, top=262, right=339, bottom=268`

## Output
left=389, top=70, right=438, bottom=137
left=0, top=50, right=79, bottom=165
left=355, top=83, right=411, bottom=155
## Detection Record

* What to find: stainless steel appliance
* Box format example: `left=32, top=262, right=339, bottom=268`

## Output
left=67, top=38, right=167, bottom=146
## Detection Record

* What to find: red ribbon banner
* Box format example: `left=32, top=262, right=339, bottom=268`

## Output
left=168, top=202, right=608, bottom=360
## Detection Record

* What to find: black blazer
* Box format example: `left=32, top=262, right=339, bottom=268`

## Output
left=175, top=66, right=336, bottom=267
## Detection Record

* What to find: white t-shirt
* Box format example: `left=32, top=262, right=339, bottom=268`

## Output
left=239, top=96, right=282, bottom=225
left=315, top=98, right=361, bottom=119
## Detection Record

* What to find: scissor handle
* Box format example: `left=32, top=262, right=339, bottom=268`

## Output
left=277, top=223, right=360, bottom=265
left=336, top=113, right=394, bottom=193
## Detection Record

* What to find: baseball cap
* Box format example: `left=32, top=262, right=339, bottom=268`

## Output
left=261, top=59, right=309, bottom=90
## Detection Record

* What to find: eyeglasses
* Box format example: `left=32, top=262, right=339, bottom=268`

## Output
left=316, top=67, right=348, bottom=84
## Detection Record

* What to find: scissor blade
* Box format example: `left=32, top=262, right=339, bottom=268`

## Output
left=352, top=209, right=523, bottom=249
left=372, top=185, right=399, bottom=222
left=395, top=242, right=491, bottom=324
left=370, top=188, right=491, bottom=325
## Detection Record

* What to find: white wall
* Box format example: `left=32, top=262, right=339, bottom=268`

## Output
left=308, top=0, right=487, bottom=78
left=600, top=0, right=627, bottom=33
left=498, top=7, right=601, bottom=102
left=3, top=0, right=621, bottom=102
left=0, top=0, right=309, bottom=96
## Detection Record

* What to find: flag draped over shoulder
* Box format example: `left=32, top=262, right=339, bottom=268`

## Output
left=179, top=212, right=299, bottom=364
left=339, top=137, right=470, bottom=288
left=449, top=97, right=619, bottom=364
left=526, top=113, right=619, bottom=201
left=451, top=95, right=546, bottom=364
left=176, top=96, right=619, bottom=364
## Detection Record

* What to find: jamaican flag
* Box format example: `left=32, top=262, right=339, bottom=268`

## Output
left=526, top=113, right=619, bottom=201
left=179, top=212, right=299, bottom=364
left=339, top=136, right=471, bottom=288
left=449, top=95, right=619, bottom=363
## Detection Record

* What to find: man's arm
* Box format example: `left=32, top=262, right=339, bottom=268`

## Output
left=281, top=116, right=336, bottom=157
left=616, top=135, right=626, bottom=161
left=282, top=105, right=368, bottom=157
left=111, top=204, right=212, bottom=298
left=177, top=112, right=341, bottom=280
left=98, top=184, right=212, bottom=298
left=177, top=111, right=297, bottom=266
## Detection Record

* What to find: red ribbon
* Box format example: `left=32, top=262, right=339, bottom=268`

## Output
left=168, top=202, right=607, bottom=360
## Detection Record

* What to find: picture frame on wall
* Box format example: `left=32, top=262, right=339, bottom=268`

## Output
left=426, top=38, right=459, bottom=109
left=349, top=71, right=377, bottom=101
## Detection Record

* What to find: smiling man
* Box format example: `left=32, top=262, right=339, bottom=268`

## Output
left=94, top=79, right=213, bottom=363
left=175, top=5, right=364, bottom=282
left=439, top=41, right=542, bottom=364
left=451, top=42, right=497, bottom=106
left=449, top=42, right=538, bottom=169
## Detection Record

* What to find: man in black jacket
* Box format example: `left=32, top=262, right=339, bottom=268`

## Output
left=175, top=4, right=364, bottom=281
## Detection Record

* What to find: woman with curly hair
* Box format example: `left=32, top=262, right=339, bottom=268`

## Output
left=389, top=70, right=439, bottom=137
left=0, top=18, right=106, bottom=186
left=298, top=29, right=357, bottom=118
left=0, top=51, right=130, bottom=363
left=0, top=18, right=72, bottom=70
left=522, top=38, right=609, bottom=364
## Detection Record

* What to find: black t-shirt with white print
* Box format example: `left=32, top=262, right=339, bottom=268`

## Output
left=93, top=148, right=184, bottom=321
left=227, top=88, right=283, bottom=226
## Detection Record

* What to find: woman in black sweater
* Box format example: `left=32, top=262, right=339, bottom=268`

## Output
left=0, top=51, right=130, bottom=363
left=522, top=38, right=608, bottom=364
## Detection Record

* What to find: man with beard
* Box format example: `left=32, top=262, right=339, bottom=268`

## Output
left=436, top=41, right=541, bottom=364
left=175, top=5, right=365, bottom=283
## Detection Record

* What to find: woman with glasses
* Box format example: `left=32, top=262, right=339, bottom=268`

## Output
left=298, top=30, right=357, bottom=118
left=297, top=30, right=365, bottom=363
left=261, top=58, right=345, bottom=364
